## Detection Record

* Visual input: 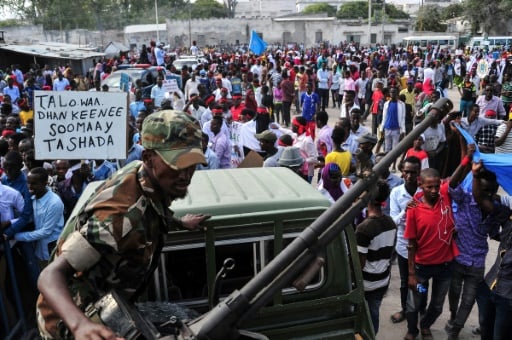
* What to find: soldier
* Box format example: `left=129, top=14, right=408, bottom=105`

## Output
left=36, top=110, right=210, bottom=339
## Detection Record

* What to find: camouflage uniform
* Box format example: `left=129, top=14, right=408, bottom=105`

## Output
left=36, top=110, right=206, bottom=339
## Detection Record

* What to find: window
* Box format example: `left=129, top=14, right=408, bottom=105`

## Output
left=347, top=35, right=361, bottom=43
left=315, top=31, right=323, bottom=43
left=197, top=34, right=205, bottom=46
left=371, top=34, right=377, bottom=44
left=283, top=31, right=292, bottom=44
left=156, top=233, right=325, bottom=306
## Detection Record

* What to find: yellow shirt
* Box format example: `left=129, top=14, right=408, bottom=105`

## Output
left=399, top=88, right=415, bottom=107
left=325, top=150, right=352, bottom=176
left=19, top=109, right=34, bottom=126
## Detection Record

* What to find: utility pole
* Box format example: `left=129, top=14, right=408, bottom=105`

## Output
left=368, top=0, right=372, bottom=46
left=155, top=0, right=159, bottom=43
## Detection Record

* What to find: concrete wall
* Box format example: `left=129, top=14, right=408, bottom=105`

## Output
left=154, top=17, right=413, bottom=48
left=1, top=25, right=121, bottom=49
left=2, top=17, right=413, bottom=53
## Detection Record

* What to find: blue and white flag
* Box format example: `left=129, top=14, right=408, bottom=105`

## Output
left=249, top=30, right=268, bottom=56
left=456, top=123, right=512, bottom=195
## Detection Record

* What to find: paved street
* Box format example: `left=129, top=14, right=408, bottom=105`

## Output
left=318, top=87, right=498, bottom=339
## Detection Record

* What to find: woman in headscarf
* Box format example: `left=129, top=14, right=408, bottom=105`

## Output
left=422, top=78, right=435, bottom=96
left=244, top=88, right=258, bottom=112
left=317, top=163, right=351, bottom=204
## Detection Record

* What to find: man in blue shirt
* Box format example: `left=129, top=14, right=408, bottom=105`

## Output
left=380, top=87, right=406, bottom=153
left=1, top=151, right=38, bottom=288
left=129, top=89, right=146, bottom=119
left=300, top=83, right=319, bottom=140
left=14, top=167, right=64, bottom=266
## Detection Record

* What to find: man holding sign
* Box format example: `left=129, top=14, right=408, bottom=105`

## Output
left=36, top=110, right=210, bottom=339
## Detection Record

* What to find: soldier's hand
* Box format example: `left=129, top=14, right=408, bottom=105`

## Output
left=181, top=213, right=211, bottom=231
left=73, top=320, right=124, bottom=340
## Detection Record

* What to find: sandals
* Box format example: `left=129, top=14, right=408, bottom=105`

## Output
left=391, top=310, right=406, bottom=323
left=420, top=328, right=433, bottom=340
left=403, top=333, right=416, bottom=340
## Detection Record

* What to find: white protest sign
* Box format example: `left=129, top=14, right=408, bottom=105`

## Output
left=34, top=90, right=128, bottom=160
left=163, top=77, right=179, bottom=94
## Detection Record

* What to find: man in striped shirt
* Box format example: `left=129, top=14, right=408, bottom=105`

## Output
left=356, top=180, right=397, bottom=334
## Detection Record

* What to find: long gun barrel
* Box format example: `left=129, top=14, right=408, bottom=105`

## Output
left=185, top=98, right=454, bottom=339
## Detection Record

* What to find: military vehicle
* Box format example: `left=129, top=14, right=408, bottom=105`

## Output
left=73, top=98, right=454, bottom=340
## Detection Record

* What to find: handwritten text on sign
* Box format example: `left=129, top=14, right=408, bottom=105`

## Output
left=34, top=90, right=128, bottom=160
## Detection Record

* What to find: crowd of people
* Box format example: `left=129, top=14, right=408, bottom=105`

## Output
left=0, top=38, right=512, bottom=339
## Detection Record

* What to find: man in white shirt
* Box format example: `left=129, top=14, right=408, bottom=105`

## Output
left=150, top=76, right=167, bottom=108
left=317, top=62, right=331, bottom=111
left=154, top=42, right=165, bottom=66
left=184, top=73, right=200, bottom=100
left=52, top=72, right=70, bottom=91
left=423, top=62, right=436, bottom=83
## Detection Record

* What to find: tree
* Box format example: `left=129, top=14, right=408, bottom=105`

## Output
left=191, top=0, right=227, bottom=18
left=336, top=1, right=409, bottom=20
left=439, top=3, right=464, bottom=21
left=303, top=3, right=337, bottom=17
left=384, top=3, right=409, bottom=19
left=336, top=1, right=368, bottom=19
left=223, top=0, right=238, bottom=18
left=463, top=0, right=512, bottom=35
left=415, top=5, right=446, bottom=32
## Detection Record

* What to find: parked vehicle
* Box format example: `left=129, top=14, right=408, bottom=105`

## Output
left=92, top=65, right=167, bottom=98
left=402, top=35, right=458, bottom=51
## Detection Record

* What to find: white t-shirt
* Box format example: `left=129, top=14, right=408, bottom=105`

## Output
left=423, top=124, right=446, bottom=152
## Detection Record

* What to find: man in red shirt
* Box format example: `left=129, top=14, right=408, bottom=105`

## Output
left=404, top=168, right=459, bottom=340
left=230, top=93, right=245, bottom=121
left=371, top=81, right=384, bottom=135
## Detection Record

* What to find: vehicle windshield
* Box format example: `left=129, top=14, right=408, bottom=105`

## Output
left=173, top=59, right=198, bottom=70
left=102, top=69, right=145, bottom=88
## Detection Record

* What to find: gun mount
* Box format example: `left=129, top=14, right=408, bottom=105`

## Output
left=181, top=98, right=454, bottom=340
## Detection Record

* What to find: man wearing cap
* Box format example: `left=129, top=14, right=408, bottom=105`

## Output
left=37, top=110, right=210, bottom=339
left=355, top=133, right=378, bottom=178
left=256, top=130, right=281, bottom=167
left=475, top=109, right=500, bottom=153
left=278, top=146, right=305, bottom=179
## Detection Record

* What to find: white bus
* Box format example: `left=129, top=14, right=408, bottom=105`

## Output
left=402, top=35, right=459, bottom=51
left=467, top=36, right=512, bottom=50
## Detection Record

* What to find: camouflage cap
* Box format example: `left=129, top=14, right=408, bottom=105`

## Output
left=141, top=110, right=206, bottom=170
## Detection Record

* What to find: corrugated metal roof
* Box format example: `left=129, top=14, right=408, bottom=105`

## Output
left=0, top=42, right=104, bottom=60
